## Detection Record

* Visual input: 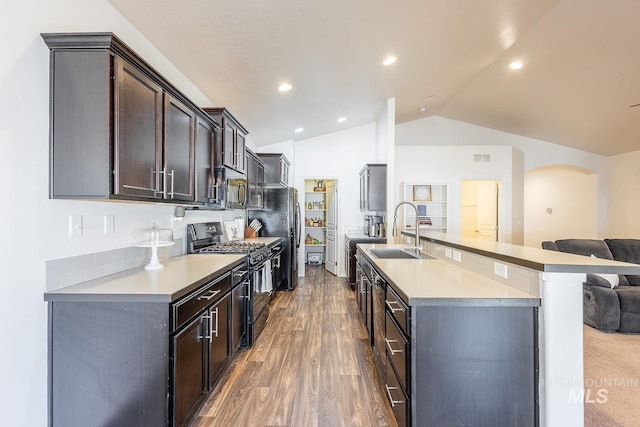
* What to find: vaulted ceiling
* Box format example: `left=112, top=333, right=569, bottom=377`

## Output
left=108, top=0, right=640, bottom=156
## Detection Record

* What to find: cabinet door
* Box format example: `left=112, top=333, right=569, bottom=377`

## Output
left=114, top=57, right=163, bottom=199
left=208, top=293, right=230, bottom=388
left=164, top=95, right=195, bottom=201
left=195, top=118, right=214, bottom=204
left=235, top=131, right=247, bottom=174
left=231, top=280, right=248, bottom=354
left=222, top=120, right=236, bottom=169
left=172, top=314, right=207, bottom=426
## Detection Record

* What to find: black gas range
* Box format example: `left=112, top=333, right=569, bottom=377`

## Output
left=186, top=222, right=275, bottom=347
left=187, top=222, right=271, bottom=265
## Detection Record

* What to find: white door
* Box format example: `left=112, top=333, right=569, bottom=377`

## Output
left=476, top=181, right=499, bottom=241
left=325, top=181, right=338, bottom=275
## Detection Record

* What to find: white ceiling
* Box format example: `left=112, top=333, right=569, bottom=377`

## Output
left=108, top=0, right=640, bottom=156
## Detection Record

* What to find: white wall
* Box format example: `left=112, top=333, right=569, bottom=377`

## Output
left=605, top=150, right=640, bottom=237
left=293, top=123, right=377, bottom=276
left=0, top=1, right=242, bottom=424
left=524, top=166, right=600, bottom=247
left=396, top=115, right=611, bottom=242
left=394, top=145, right=522, bottom=243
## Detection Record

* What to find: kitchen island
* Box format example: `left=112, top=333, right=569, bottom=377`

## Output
left=373, top=231, right=640, bottom=426
left=357, top=243, right=540, bottom=426
left=45, top=253, right=249, bottom=427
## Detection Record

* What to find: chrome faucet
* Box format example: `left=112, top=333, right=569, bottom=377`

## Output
left=392, top=201, right=422, bottom=254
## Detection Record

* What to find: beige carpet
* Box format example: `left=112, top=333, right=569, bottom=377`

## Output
left=583, top=325, right=640, bottom=426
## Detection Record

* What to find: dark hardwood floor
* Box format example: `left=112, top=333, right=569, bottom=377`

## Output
left=191, top=266, right=396, bottom=427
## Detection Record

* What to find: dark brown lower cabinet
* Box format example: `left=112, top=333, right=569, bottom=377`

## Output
left=47, top=261, right=246, bottom=427
left=173, top=311, right=207, bottom=426
left=360, top=255, right=540, bottom=427
left=208, top=293, right=230, bottom=390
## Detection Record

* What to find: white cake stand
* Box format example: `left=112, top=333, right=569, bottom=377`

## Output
left=135, top=241, right=175, bottom=270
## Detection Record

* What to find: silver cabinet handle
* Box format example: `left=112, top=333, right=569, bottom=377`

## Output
left=168, top=169, right=175, bottom=198
left=198, top=289, right=221, bottom=301
left=384, top=384, right=404, bottom=407
left=385, top=300, right=404, bottom=313
left=385, top=338, right=403, bottom=355
left=234, top=269, right=248, bottom=276
left=211, top=307, right=219, bottom=338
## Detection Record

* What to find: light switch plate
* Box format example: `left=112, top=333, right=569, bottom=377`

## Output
left=104, top=215, right=115, bottom=234
left=452, top=250, right=461, bottom=262
left=444, top=248, right=452, bottom=258
left=69, top=215, right=82, bottom=238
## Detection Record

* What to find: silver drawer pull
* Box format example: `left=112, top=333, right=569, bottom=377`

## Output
left=384, top=384, right=404, bottom=407
left=198, top=289, right=221, bottom=301
left=234, top=269, right=248, bottom=276
left=385, top=300, right=404, bottom=313
left=199, top=313, right=212, bottom=341
left=385, top=338, right=403, bottom=355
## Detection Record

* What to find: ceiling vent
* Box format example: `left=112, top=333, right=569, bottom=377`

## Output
left=473, top=154, right=491, bottom=162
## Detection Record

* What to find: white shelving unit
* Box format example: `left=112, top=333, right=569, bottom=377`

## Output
left=401, top=183, right=448, bottom=233
left=304, top=180, right=327, bottom=264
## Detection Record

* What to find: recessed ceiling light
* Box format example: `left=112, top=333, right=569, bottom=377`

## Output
left=294, top=127, right=304, bottom=133
left=279, top=83, right=292, bottom=92
left=337, top=117, right=347, bottom=123
left=427, top=95, right=436, bottom=100
left=509, top=61, right=523, bottom=70
left=383, top=56, right=397, bottom=66
left=419, top=107, right=427, bottom=113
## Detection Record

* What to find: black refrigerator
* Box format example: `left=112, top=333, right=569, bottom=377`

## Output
left=249, top=187, right=300, bottom=290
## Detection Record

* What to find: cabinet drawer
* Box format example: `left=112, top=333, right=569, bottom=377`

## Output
left=385, top=356, right=409, bottom=427
left=385, top=286, right=409, bottom=335
left=385, top=311, right=409, bottom=391
left=173, top=271, right=231, bottom=331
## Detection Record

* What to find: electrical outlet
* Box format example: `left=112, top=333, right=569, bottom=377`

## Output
left=452, top=250, right=461, bottom=262
left=494, top=262, right=508, bottom=279
left=69, top=215, right=82, bottom=238
left=104, top=215, right=115, bottom=234
left=445, top=248, right=452, bottom=258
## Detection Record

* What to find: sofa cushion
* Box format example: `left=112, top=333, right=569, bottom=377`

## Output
left=615, top=287, right=640, bottom=314
left=555, top=239, right=629, bottom=286
left=555, top=239, right=614, bottom=259
left=605, top=239, right=640, bottom=286
left=590, top=255, right=619, bottom=288
left=541, top=241, right=558, bottom=251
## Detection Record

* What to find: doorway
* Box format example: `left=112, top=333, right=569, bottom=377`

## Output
left=303, top=179, right=338, bottom=276
left=462, top=180, right=500, bottom=241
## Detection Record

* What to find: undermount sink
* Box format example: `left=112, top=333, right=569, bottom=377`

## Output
left=369, top=248, right=435, bottom=260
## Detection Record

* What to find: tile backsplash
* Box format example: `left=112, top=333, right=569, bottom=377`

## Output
left=46, top=238, right=184, bottom=291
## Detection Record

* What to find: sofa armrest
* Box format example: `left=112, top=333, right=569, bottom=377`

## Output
left=583, top=284, right=621, bottom=331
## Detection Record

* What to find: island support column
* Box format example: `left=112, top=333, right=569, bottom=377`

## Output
left=539, top=272, right=586, bottom=427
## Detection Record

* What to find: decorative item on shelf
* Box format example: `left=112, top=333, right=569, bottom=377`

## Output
left=307, top=202, right=313, bottom=209
left=413, top=184, right=432, bottom=201
left=223, top=220, right=241, bottom=241
left=135, top=224, right=174, bottom=270
left=305, top=234, right=312, bottom=244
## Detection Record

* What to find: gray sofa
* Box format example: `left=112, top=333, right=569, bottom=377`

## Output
left=542, top=238, right=640, bottom=333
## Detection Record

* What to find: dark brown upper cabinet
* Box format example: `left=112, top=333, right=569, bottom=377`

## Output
left=204, top=108, right=248, bottom=175
left=42, top=32, right=214, bottom=204
left=245, top=149, right=264, bottom=210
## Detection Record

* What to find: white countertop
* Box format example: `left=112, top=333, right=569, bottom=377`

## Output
left=359, top=243, right=539, bottom=306
left=403, top=230, right=640, bottom=274
left=242, top=236, right=281, bottom=245
left=44, top=254, right=246, bottom=303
